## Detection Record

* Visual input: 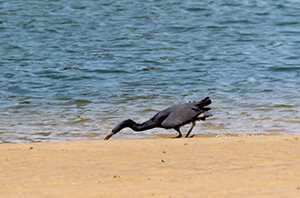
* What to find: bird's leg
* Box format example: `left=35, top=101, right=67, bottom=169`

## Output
left=173, top=127, right=182, bottom=138
left=185, top=121, right=196, bottom=138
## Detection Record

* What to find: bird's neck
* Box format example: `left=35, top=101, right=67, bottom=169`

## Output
left=129, top=119, right=157, bottom=132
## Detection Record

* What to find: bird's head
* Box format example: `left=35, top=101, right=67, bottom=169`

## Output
left=104, top=119, right=134, bottom=140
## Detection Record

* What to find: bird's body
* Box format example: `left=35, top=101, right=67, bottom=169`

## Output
left=104, top=97, right=212, bottom=140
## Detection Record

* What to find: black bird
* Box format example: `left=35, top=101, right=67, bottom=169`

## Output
left=104, top=97, right=212, bottom=140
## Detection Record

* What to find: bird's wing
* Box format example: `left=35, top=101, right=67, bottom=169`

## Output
left=161, top=106, right=202, bottom=128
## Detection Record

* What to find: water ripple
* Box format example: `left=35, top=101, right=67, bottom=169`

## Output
left=1, top=0, right=300, bottom=142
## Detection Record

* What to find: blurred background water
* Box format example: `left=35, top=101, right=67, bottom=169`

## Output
left=1, top=0, right=300, bottom=143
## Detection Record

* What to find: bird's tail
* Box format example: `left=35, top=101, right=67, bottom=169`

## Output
left=196, top=97, right=212, bottom=108
left=197, top=112, right=213, bottom=121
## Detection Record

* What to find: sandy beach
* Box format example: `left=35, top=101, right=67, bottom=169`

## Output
left=1, top=134, right=300, bottom=198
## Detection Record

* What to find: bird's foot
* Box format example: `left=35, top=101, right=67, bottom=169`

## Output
left=185, top=134, right=195, bottom=138
left=172, top=134, right=182, bottom=138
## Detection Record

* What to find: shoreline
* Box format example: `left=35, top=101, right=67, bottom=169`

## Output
left=1, top=135, right=300, bottom=197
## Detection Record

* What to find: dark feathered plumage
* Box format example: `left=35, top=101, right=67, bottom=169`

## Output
left=104, top=97, right=212, bottom=140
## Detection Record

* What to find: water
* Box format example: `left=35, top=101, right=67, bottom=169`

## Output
left=1, top=0, right=300, bottom=143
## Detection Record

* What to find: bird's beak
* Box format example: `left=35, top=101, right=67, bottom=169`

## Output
left=104, top=129, right=115, bottom=140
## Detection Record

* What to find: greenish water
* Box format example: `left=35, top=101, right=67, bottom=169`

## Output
left=1, top=0, right=300, bottom=142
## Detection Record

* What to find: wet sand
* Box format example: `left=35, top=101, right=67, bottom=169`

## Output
left=1, top=135, right=300, bottom=198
